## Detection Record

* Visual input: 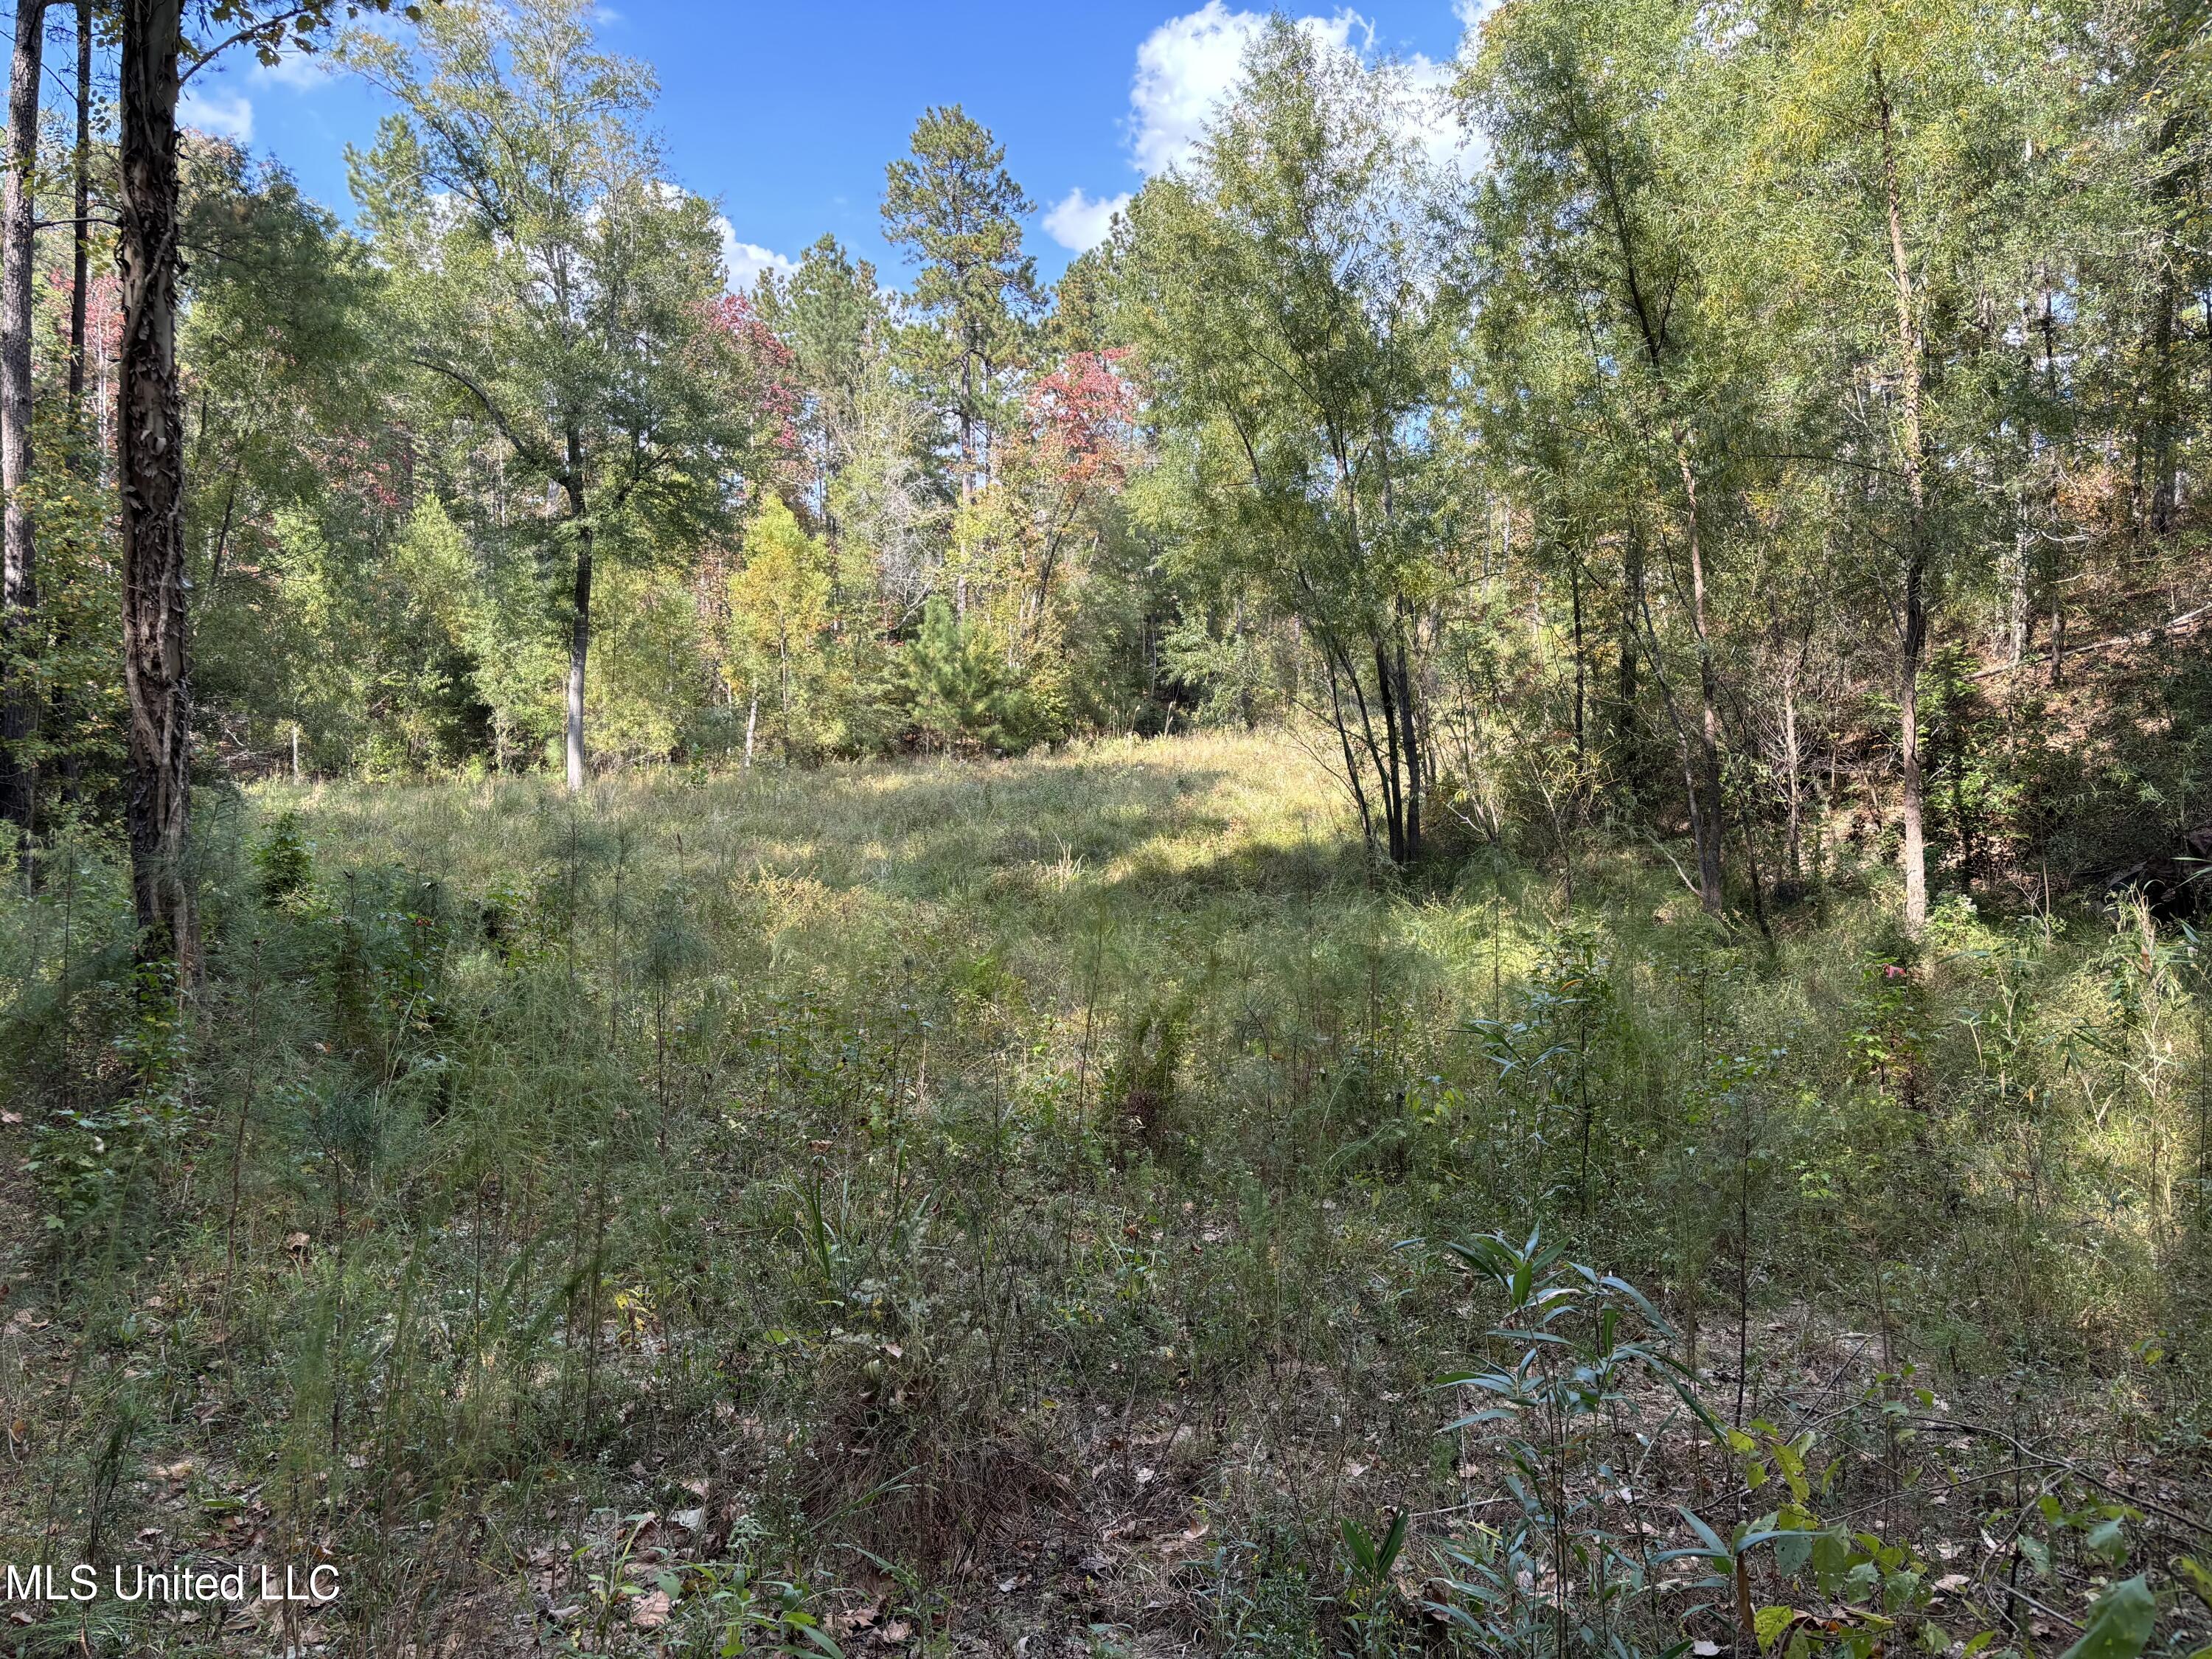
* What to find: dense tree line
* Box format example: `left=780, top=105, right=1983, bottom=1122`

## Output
left=0, top=0, right=2205, bottom=950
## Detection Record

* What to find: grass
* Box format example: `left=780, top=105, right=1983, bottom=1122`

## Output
left=2, top=729, right=2209, bottom=1656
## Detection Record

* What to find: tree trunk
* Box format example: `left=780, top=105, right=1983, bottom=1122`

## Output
left=1394, top=614, right=1421, bottom=863
left=67, top=0, right=88, bottom=423
left=1675, top=434, right=1726, bottom=915
left=2006, top=522, right=2031, bottom=667
left=1615, top=513, right=1642, bottom=751
left=1371, top=635, right=1405, bottom=865
left=0, top=0, right=46, bottom=841
left=2146, top=112, right=2183, bottom=536
left=117, top=0, right=195, bottom=964
left=563, top=431, right=590, bottom=793
left=1782, top=666, right=1804, bottom=885
left=1570, top=558, right=1587, bottom=779
left=1877, top=65, right=1930, bottom=939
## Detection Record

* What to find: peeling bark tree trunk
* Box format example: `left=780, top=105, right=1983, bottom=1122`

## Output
left=118, top=0, right=195, bottom=964
left=1877, top=65, right=1930, bottom=939
left=0, top=0, right=46, bottom=841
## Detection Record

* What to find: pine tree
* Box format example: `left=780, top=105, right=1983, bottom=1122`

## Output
left=881, top=105, right=1041, bottom=520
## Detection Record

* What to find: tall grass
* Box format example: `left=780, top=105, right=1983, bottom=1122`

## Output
left=1, top=732, right=2206, bottom=1655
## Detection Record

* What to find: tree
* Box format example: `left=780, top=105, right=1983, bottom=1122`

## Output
left=346, top=0, right=744, bottom=793
left=726, top=495, right=828, bottom=755
left=758, top=234, right=886, bottom=565
left=111, top=0, right=426, bottom=964
left=0, top=0, right=49, bottom=840
left=905, top=594, right=1014, bottom=754
left=1121, top=18, right=1453, bottom=866
left=1745, top=0, right=2048, bottom=934
left=179, top=146, right=394, bottom=767
left=1459, top=0, right=1744, bottom=914
left=967, top=348, right=1137, bottom=656
left=881, top=105, right=1040, bottom=526
left=66, top=0, right=91, bottom=426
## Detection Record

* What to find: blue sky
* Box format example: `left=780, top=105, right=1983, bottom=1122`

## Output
left=179, top=1, right=1480, bottom=288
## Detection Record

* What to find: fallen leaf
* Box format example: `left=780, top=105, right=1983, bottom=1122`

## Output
left=629, top=1589, right=671, bottom=1630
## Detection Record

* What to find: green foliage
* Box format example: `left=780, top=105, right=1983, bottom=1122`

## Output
left=7, top=740, right=2212, bottom=1652
left=1426, top=1231, right=1714, bottom=1658
left=251, top=810, right=315, bottom=908
left=903, top=595, right=1021, bottom=754
left=881, top=102, right=1042, bottom=481
left=10, top=0, right=2212, bottom=1648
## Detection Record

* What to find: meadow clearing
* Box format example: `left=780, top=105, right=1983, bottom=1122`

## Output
left=1, top=731, right=2203, bottom=1655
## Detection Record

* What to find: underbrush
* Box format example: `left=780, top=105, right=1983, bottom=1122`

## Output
left=2, top=732, right=2210, bottom=1657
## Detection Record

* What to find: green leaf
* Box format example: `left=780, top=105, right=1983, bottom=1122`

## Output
left=2057, top=1575, right=2155, bottom=1659
left=1343, top=1518, right=1378, bottom=1575
left=1754, top=1604, right=1801, bottom=1651
left=2176, top=1556, right=2212, bottom=1611
left=2018, top=1535, right=2051, bottom=1578
left=1680, top=1507, right=1733, bottom=1562
left=2082, top=1518, right=2128, bottom=1567
left=1377, top=1509, right=1409, bottom=1574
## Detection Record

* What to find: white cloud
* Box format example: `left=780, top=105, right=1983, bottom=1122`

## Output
left=251, top=47, right=334, bottom=91
left=714, top=217, right=796, bottom=292
left=1043, top=187, right=1131, bottom=253
left=1120, top=4, right=1472, bottom=180
left=1128, top=2, right=1280, bottom=176
left=179, top=87, right=254, bottom=145
left=1051, top=4, right=1488, bottom=264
